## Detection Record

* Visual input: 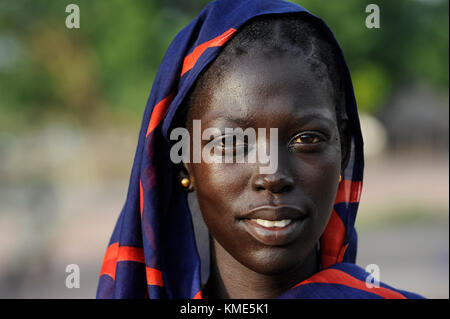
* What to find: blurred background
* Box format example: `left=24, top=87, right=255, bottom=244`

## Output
left=0, top=0, right=448, bottom=298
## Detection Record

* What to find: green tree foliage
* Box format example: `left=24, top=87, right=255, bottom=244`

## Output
left=296, top=0, right=449, bottom=112
left=0, top=0, right=448, bottom=131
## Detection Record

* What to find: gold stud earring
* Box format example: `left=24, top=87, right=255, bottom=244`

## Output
left=339, top=175, right=342, bottom=183
left=180, top=177, right=190, bottom=188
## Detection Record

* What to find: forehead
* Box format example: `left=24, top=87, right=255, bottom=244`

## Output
left=192, top=52, right=337, bottom=126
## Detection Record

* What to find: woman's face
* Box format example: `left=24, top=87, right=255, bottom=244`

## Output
left=185, top=51, right=342, bottom=275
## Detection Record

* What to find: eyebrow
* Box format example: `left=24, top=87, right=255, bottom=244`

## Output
left=203, top=112, right=255, bottom=126
left=202, top=109, right=336, bottom=127
left=290, top=112, right=336, bottom=127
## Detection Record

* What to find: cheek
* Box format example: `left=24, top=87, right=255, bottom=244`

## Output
left=297, top=145, right=341, bottom=227
left=190, top=162, right=252, bottom=224
left=192, top=162, right=251, bottom=197
left=191, top=163, right=261, bottom=264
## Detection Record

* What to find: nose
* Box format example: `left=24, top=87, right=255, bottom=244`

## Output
left=252, top=170, right=295, bottom=194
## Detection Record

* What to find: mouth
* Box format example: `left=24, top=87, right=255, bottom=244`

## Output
left=249, top=218, right=293, bottom=228
left=238, top=205, right=308, bottom=246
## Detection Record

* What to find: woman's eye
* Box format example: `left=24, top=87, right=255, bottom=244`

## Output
left=217, top=135, right=246, bottom=149
left=289, top=132, right=326, bottom=151
left=293, top=133, right=322, bottom=144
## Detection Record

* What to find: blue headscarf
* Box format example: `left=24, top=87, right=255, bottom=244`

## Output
left=97, top=0, right=423, bottom=299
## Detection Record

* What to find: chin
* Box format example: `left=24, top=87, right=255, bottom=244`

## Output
left=240, top=246, right=308, bottom=276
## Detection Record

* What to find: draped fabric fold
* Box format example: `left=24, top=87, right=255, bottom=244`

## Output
left=96, top=0, right=423, bottom=299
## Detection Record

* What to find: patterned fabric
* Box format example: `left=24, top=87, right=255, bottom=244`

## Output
left=96, top=0, right=423, bottom=299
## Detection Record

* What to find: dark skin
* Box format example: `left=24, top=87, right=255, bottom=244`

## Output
left=183, top=46, right=349, bottom=299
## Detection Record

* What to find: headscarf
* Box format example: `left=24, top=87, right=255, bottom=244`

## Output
left=97, top=0, right=423, bottom=299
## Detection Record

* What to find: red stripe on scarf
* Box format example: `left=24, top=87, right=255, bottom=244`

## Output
left=319, top=180, right=363, bottom=268
left=334, top=180, right=362, bottom=204
left=99, top=243, right=164, bottom=287
left=100, top=243, right=145, bottom=280
left=146, top=92, right=175, bottom=137
left=146, top=267, right=163, bottom=286
left=117, top=246, right=145, bottom=263
left=193, top=290, right=203, bottom=299
left=320, top=210, right=346, bottom=268
left=145, top=29, right=237, bottom=138
left=181, top=28, right=237, bottom=77
left=293, top=268, right=407, bottom=299
left=337, top=243, right=349, bottom=262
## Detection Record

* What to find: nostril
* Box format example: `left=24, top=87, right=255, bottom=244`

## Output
left=254, top=185, right=266, bottom=191
left=279, top=184, right=294, bottom=193
left=252, top=174, right=295, bottom=193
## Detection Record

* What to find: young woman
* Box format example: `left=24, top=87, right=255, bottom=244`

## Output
left=97, top=0, right=423, bottom=299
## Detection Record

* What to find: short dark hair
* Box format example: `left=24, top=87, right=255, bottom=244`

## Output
left=177, top=12, right=347, bottom=138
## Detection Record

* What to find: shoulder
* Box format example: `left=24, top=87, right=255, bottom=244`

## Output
left=279, top=262, right=425, bottom=299
left=326, top=262, right=425, bottom=299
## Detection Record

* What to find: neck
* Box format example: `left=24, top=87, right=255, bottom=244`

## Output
left=203, top=236, right=320, bottom=299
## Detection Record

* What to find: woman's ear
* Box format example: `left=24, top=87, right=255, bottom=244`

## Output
left=178, top=163, right=195, bottom=192
left=339, top=119, right=351, bottom=175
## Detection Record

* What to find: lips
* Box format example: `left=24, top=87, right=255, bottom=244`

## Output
left=240, top=205, right=308, bottom=221
left=238, top=205, right=308, bottom=246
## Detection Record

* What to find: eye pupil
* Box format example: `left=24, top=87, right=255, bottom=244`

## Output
left=293, top=133, right=322, bottom=145
left=220, top=135, right=246, bottom=148
left=298, top=134, right=313, bottom=143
